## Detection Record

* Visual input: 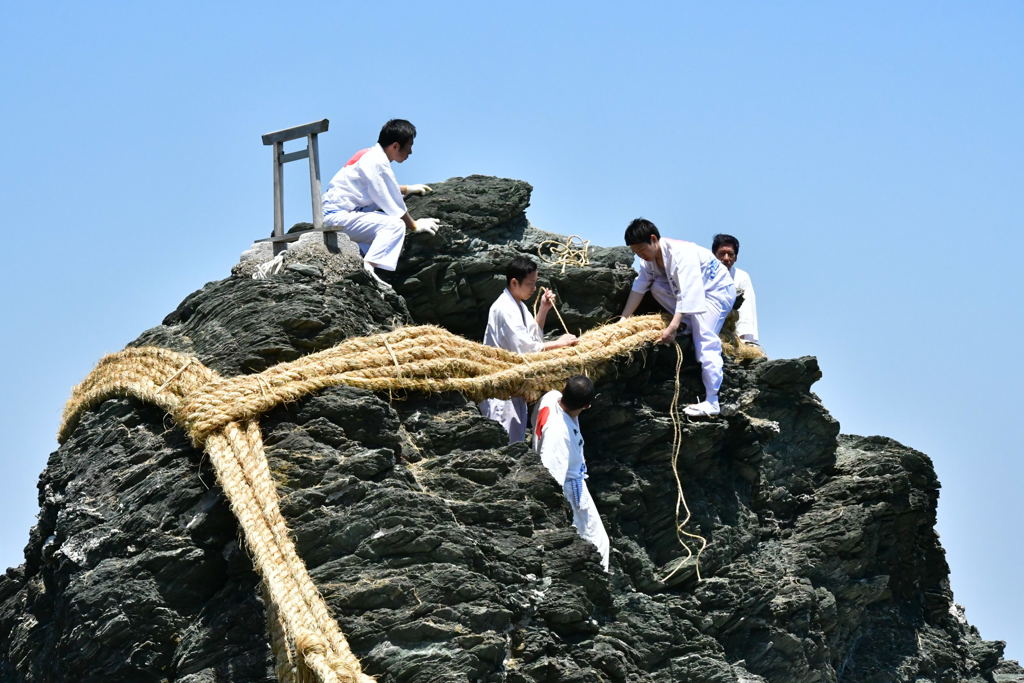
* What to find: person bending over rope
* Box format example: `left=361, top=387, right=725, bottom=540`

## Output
left=479, top=256, right=579, bottom=442
left=321, top=119, right=441, bottom=281
left=712, top=233, right=761, bottom=348
left=620, top=218, right=736, bottom=417
left=533, top=375, right=610, bottom=572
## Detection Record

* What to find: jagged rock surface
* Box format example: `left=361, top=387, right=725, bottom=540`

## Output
left=390, top=175, right=636, bottom=339
left=0, top=176, right=1016, bottom=682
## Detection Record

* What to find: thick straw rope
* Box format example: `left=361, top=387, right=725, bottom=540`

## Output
left=59, top=316, right=692, bottom=682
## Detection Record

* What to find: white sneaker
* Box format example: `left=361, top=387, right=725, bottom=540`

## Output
left=683, top=401, right=720, bottom=417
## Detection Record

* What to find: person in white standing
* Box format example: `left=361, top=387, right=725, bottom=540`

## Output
left=479, top=256, right=579, bottom=442
left=533, top=375, right=610, bottom=572
left=321, top=119, right=440, bottom=279
left=712, top=233, right=761, bottom=348
left=620, top=218, right=736, bottom=417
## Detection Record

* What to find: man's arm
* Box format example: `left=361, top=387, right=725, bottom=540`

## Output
left=542, top=335, right=578, bottom=350
left=535, top=288, right=553, bottom=329
left=659, top=312, right=685, bottom=344
left=620, top=290, right=646, bottom=318
left=364, top=161, right=408, bottom=218
left=535, top=288, right=578, bottom=349
left=619, top=262, right=685, bottom=342
left=622, top=261, right=653, bottom=318
left=498, top=301, right=545, bottom=354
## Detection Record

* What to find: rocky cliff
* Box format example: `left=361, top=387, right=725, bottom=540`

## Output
left=1, top=176, right=1019, bottom=682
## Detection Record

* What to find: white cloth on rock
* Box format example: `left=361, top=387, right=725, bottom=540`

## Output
left=478, top=289, right=544, bottom=443
left=533, top=390, right=610, bottom=572
left=252, top=253, right=285, bottom=279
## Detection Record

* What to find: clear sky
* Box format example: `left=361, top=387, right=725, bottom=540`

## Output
left=2, top=0, right=1021, bottom=664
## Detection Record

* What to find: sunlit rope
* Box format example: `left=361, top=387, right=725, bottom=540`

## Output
left=658, top=342, right=709, bottom=584
left=58, top=318, right=669, bottom=682
left=537, top=235, right=590, bottom=274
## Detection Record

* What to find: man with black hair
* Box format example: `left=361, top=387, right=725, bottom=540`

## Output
left=321, top=119, right=441, bottom=279
left=712, top=233, right=760, bottom=347
left=479, top=256, right=579, bottom=442
left=533, top=375, right=610, bottom=572
left=621, top=218, right=735, bottom=417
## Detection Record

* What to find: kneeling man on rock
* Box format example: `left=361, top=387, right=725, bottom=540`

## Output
left=533, top=375, right=610, bottom=572
left=321, top=118, right=441, bottom=280
left=620, top=218, right=736, bottom=417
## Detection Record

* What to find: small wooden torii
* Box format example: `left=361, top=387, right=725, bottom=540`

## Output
left=261, top=119, right=330, bottom=254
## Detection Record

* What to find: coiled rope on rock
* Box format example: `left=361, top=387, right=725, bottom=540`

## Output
left=59, top=316, right=698, bottom=682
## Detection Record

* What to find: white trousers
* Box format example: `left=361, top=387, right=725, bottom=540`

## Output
left=323, top=209, right=405, bottom=271
left=650, top=282, right=735, bottom=405
left=564, top=477, right=610, bottom=572
left=478, top=397, right=528, bottom=444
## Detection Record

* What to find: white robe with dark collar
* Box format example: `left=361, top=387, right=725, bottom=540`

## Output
left=478, top=289, right=543, bottom=442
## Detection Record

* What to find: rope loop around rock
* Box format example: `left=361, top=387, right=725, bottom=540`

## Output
left=58, top=316, right=677, bottom=682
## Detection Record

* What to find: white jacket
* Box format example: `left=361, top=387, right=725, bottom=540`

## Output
left=322, top=143, right=406, bottom=218
left=632, top=238, right=734, bottom=314
left=482, top=289, right=543, bottom=354
left=533, top=391, right=587, bottom=484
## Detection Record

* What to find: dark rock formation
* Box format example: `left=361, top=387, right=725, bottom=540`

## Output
left=0, top=176, right=1017, bottom=682
left=389, top=175, right=635, bottom=339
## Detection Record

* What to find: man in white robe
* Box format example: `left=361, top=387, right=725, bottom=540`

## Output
left=321, top=119, right=440, bottom=276
left=712, top=233, right=760, bottom=347
left=479, top=256, right=579, bottom=442
left=620, top=218, right=736, bottom=417
left=533, top=376, right=610, bottom=572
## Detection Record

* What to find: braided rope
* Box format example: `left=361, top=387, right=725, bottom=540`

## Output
left=57, top=316, right=670, bottom=682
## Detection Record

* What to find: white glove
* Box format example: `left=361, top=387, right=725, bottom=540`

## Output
left=404, top=184, right=433, bottom=196
left=414, top=217, right=440, bottom=236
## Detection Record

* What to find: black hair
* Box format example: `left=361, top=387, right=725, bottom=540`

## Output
left=624, top=218, right=660, bottom=246
left=378, top=119, right=416, bottom=148
left=561, top=375, right=596, bottom=411
left=712, top=233, right=740, bottom=255
left=506, top=255, right=538, bottom=286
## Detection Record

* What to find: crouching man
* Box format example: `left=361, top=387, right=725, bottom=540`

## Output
left=620, top=218, right=736, bottom=417
left=321, top=119, right=440, bottom=279
left=534, top=375, right=610, bottom=573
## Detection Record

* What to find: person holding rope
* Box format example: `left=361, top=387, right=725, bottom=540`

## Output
left=321, top=119, right=441, bottom=280
left=533, top=375, right=610, bottom=572
left=479, top=256, right=579, bottom=442
left=620, top=218, right=736, bottom=417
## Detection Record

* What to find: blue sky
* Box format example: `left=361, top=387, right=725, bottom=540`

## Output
left=2, top=0, right=1021, bottom=663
